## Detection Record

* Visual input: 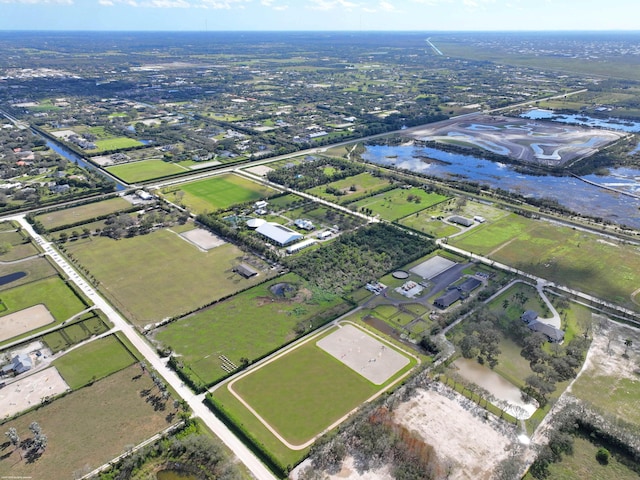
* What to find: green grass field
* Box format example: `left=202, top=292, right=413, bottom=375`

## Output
left=306, top=172, right=392, bottom=203
left=162, top=174, right=277, bottom=214
left=399, top=214, right=460, bottom=237
left=90, top=137, right=143, bottom=152
left=350, top=188, right=448, bottom=221
left=42, top=314, right=109, bottom=353
left=450, top=213, right=640, bottom=311
left=107, top=159, right=188, bottom=183
left=155, top=273, right=349, bottom=385
left=64, top=228, right=271, bottom=326
left=53, top=335, right=136, bottom=389
left=0, top=366, right=172, bottom=480
left=35, top=197, right=131, bottom=230
left=231, top=337, right=379, bottom=444
left=0, top=256, right=58, bottom=292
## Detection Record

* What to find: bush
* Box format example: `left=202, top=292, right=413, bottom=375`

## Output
left=596, top=447, right=610, bottom=465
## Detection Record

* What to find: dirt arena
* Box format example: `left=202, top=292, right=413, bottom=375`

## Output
left=0, top=367, right=70, bottom=420
left=410, top=255, right=457, bottom=280
left=316, top=324, right=410, bottom=385
left=180, top=228, right=226, bottom=250
left=0, top=304, right=56, bottom=343
left=245, top=165, right=274, bottom=176
left=408, top=114, right=625, bottom=167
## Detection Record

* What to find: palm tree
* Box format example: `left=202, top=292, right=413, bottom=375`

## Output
left=5, top=427, right=21, bottom=459
left=624, top=338, right=633, bottom=356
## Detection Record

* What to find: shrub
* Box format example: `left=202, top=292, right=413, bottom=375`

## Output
left=596, top=447, right=610, bottom=465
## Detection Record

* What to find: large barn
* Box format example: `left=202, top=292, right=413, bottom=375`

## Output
left=256, top=222, right=303, bottom=246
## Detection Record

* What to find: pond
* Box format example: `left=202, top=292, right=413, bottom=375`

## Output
left=156, top=469, right=198, bottom=480
left=521, top=109, right=640, bottom=133
left=0, top=271, right=26, bottom=286
left=453, top=357, right=537, bottom=419
left=363, top=144, right=640, bottom=228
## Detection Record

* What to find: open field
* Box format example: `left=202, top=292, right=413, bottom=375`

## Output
left=569, top=316, right=640, bottom=426
left=34, top=197, right=131, bottom=230
left=451, top=213, right=640, bottom=311
left=350, top=188, right=448, bottom=221
left=161, top=173, right=277, bottom=214
left=106, top=159, right=188, bottom=183
left=0, top=304, right=54, bottom=343
left=0, top=366, right=173, bottom=480
left=64, top=228, right=271, bottom=326
left=53, top=335, right=137, bottom=389
left=42, top=313, right=110, bottom=353
left=399, top=214, right=460, bottom=237
left=306, top=172, right=392, bottom=203
left=154, top=273, right=349, bottom=385
left=408, top=114, right=625, bottom=167
left=90, top=136, right=144, bottom=152
left=0, top=367, right=69, bottom=421
left=0, top=256, right=58, bottom=291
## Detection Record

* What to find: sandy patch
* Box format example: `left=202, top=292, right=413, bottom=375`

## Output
left=0, top=367, right=70, bottom=420
left=246, top=165, right=273, bottom=176
left=410, top=255, right=456, bottom=279
left=316, top=324, right=409, bottom=385
left=393, top=387, right=519, bottom=480
left=180, top=228, right=225, bottom=250
left=0, top=304, right=55, bottom=343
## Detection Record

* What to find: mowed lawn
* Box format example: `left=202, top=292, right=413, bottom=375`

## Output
left=224, top=337, right=380, bottom=446
left=91, top=136, right=143, bottom=152
left=35, top=197, right=131, bottom=230
left=162, top=174, right=277, bottom=214
left=0, top=366, right=172, bottom=480
left=350, top=188, right=448, bottom=221
left=53, top=335, right=137, bottom=389
left=155, top=274, right=349, bottom=385
left=64, top=229, right=271, bottom=326
left=107, top=159, right=188, bottom=183
left=451, top=213, right=640, bottom=310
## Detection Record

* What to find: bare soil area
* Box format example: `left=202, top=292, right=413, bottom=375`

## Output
left=0, top=367, right=69, bottom=420
left=0, top=304, right=55, bottom=343
left=246, top=165, right=274, bottom=176
left=179, top=228, right=226, bottom=250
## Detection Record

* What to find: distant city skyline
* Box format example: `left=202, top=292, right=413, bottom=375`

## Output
left=1, top=0, right=639, bottom=31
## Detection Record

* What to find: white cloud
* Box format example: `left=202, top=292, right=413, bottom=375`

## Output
left=308, top=0, right=360, bottom=11
left=0, top=0, right=73, bottom=4
left=95, top=0, right=249, bottom=7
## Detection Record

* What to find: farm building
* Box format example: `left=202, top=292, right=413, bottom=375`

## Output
left=256, top=222, right=303, bottom=246
left=458, top=277, right=482, bottom=293
left=246, top=218, right=267, bottom=229
left=448, top=215, right=474, bottom=227
left=286, top=238, right=316, bottom=254
left=234, top=263, right=258, bottom=278
left=473, top=215, right=486, bottom=223
left=1, top=354, right=32, bottom=376
left=434, top=289, right=462, bottom=309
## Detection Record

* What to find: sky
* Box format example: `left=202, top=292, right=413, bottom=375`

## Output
left=1, top=0, right=639, bottom=31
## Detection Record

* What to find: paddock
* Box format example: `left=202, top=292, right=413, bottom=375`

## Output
left=179, top=228, right=226, bottom=250
left=0, top=304, right=56, bottom=343
left=316, top=324, right=409, bottom=385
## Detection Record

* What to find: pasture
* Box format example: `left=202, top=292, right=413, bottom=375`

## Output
left=34, top=197, right=131, bottom=231
left=350, top=187, right=448, bottom=221
left=306, top=172, right=392, bottom=203
left=0, top=366, right=172, bottom=480
left=53, top=334, right=137, bottom=389
left=42, top=313, right=109, bottom=353
left=107, top=159, right=188, bottom=183
left=63, top=228, right=271, bottom=326
left=450, top=213, right=640, bottom=311
left=0, top=227, right=38, bottom=261
left=399, top=214, right=460, bottom=238
left=161, top=174, right=277, bottom=214
left=154, top=273, right=349, bottom=385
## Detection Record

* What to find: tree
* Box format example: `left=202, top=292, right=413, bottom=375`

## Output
left=29, top=422, right=42, bottom=436
left=624, top=338, right=633, bottom=356
left=5, top=427, right=21, bottom=458
left=596, top=447, right=610, bottom=465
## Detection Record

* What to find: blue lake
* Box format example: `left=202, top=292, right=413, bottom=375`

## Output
left=363, top=145, right=640, bottom=228
left=521, top=109, right=640, bottom=133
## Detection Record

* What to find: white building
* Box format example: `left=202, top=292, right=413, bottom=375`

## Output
left=256, top=222, right=303, bottom=246
left=286, top=238, right=316, bottom=254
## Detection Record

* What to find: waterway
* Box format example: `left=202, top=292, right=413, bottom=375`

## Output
left=453, top=358, right=537, bottom=419
left=363, top=144, right=640, bottom=228
left=43, top=138, right=127, bottom=191
left=521, top=109, right=640, bottom=133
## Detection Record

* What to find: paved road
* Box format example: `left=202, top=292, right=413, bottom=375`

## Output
left=11, top=214, right=277, bottom=480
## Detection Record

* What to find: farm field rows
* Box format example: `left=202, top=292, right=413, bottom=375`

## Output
left=63, top=228, right=272, bottom=326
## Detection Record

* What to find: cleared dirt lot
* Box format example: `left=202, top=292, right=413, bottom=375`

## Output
left=0, top=304, right=55, bottom=342
left=409, top=114, right=625, bottom=167
left=179, top=227, right=226, bottom=250
left=0, top=367, right=69, bottom=420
